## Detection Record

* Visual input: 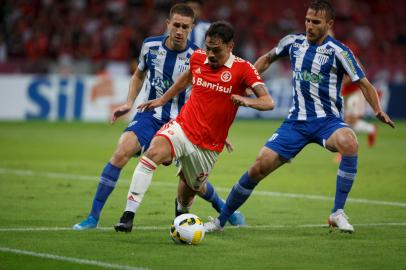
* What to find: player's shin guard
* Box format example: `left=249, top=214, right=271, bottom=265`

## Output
left=219, top=172, right=257, bottom=227
left=90, top=162, right=121, bottom=220
left=200, top=181, right=225, bottom=213
left=125, top=156, right=157, bottom=213
left=333, top=155, right=357, bottom=212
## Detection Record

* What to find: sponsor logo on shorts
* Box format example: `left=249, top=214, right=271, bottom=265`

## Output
left=268, top=133, right=279, bottom=142
left=128, top=121, right=138, bottom=128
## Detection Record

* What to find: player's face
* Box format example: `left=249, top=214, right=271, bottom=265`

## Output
left=305, top=8, right=333, bottom=44
left=205, top=36, right=234, bottom=69
left=166, top=14, right=194, bottom=51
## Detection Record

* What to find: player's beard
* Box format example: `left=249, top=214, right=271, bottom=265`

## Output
left=172, top=36, right=186, bottom=51
left=208, top=58, right=219, bottom=69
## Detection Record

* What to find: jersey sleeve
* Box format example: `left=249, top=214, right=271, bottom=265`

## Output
left=188, top=51, right=196, bottom=71
left=189, top=50, right=205, bottom=72
left=242, top=61, right=264, bottom=89
left=336, top=46, right=365, bottom=82
left=137, top=40, right=149, bottom=72
left=275, top=34, right=296, bottom=57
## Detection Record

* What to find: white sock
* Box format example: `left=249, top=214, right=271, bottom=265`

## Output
left=125, top=156, right=157, bottom=213
left=176, top=197, right=195, bottom=214
left=353, top=120, right=374, bottom=134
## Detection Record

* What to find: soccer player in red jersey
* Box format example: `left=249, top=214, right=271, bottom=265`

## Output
left=342, top=76, right=378, bottom=148
left=114, top=21, right=274, bottom=231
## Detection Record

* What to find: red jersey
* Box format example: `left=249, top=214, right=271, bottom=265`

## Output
left=341, top=81, right=360, bottom=96
left=176, top=50, right=264, bottom=152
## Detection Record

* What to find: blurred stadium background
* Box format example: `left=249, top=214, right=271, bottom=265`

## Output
left=0, top=2, right=405, bottom=269
left=0, top=0, right=405, bottom=121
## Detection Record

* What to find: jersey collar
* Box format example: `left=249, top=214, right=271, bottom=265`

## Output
left=204, top=53, right=235, bottom=68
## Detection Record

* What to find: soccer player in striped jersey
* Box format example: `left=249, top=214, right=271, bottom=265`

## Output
left=73, top=4, right=244, bottom=231
left=114, top=21, right=274, bottom=233
left=185, top=0, right=211, bottom=49
left=204, top=0, right=394, bottom=233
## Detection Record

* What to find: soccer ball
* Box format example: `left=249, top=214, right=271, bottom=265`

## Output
left=170, top=213, right=205, bottom=245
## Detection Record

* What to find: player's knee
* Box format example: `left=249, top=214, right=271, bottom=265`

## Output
left=144, top=146, right=170, bottom=165
left=144, top=137, right=173, bottom=164
left=337, top=135, right=358, bottom=155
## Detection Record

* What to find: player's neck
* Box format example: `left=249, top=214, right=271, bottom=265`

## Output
left=165, top=38, right=187, bottom=51
left=311, top=33, right=329, bottom=46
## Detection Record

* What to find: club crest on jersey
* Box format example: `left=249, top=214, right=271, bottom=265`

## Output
left=178, top=65, right=188, bottom=73
left=315, top=54, right=329, bottom=65
left=220, top=71, right=232, bottom=82
left=195, top=67, right=201, bottom=74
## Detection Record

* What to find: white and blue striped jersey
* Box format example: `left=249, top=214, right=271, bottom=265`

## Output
left=138, top=35, right=198, bottom=122
left=188, top=20, right=210, bottom=49
left=275, top=33, right=365, bottom=120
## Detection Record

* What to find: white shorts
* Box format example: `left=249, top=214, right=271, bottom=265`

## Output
left=345, top=90, right=366, bottom=117
left=156, top=120, right=219, bottom=191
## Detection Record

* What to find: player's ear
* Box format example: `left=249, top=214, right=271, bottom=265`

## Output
left=166, top=19, right=171, bottom=29
left=228, top=41, right=234, bottom=51
left=327, top=19, right=334, bottom=29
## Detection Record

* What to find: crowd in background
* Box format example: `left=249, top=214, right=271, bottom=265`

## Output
left=0, top=0, right=405, bottom=82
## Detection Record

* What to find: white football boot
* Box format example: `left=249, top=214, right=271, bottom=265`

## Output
left=203, top=217, right=224, bottom=233
left=328, top=209, right=354, bottom=233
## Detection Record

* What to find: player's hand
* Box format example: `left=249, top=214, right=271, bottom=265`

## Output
left=111, top=104, right=132, bottom=124
left=231, top=95, right=250, bottom=107
left=225, top=139, right=234, bottom=153
left=137, top=98, right=164, bottom=112
left=376, top=111, right=395, bottom=128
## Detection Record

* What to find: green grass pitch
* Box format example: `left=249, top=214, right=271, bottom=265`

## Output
left=0, top=120, right=405, bottom=270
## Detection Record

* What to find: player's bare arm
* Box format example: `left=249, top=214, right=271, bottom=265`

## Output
left=138, top=69, right=192, bottom=111
left=111, top=68, right=147, bottom=123
left=254, top=48, right=280, bottom=74
left=357, top=77, right=395, bottom=128
left=231, top=83, right=274, bottom=111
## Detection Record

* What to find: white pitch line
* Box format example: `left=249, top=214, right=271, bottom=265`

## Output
left=1, top=167, right=406, bottom=208
left=0, top=226, right=168, bottom=232
left=1, top=222, right=406, bottom=232
left=0, top=246, right=149, bottom=270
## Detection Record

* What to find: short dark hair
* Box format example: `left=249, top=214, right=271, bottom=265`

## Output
left=308, top=0, right=335, bottom=20
left=169, top=3, right=195, bottom=20
left=205, top=21, right=234, bottom=43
